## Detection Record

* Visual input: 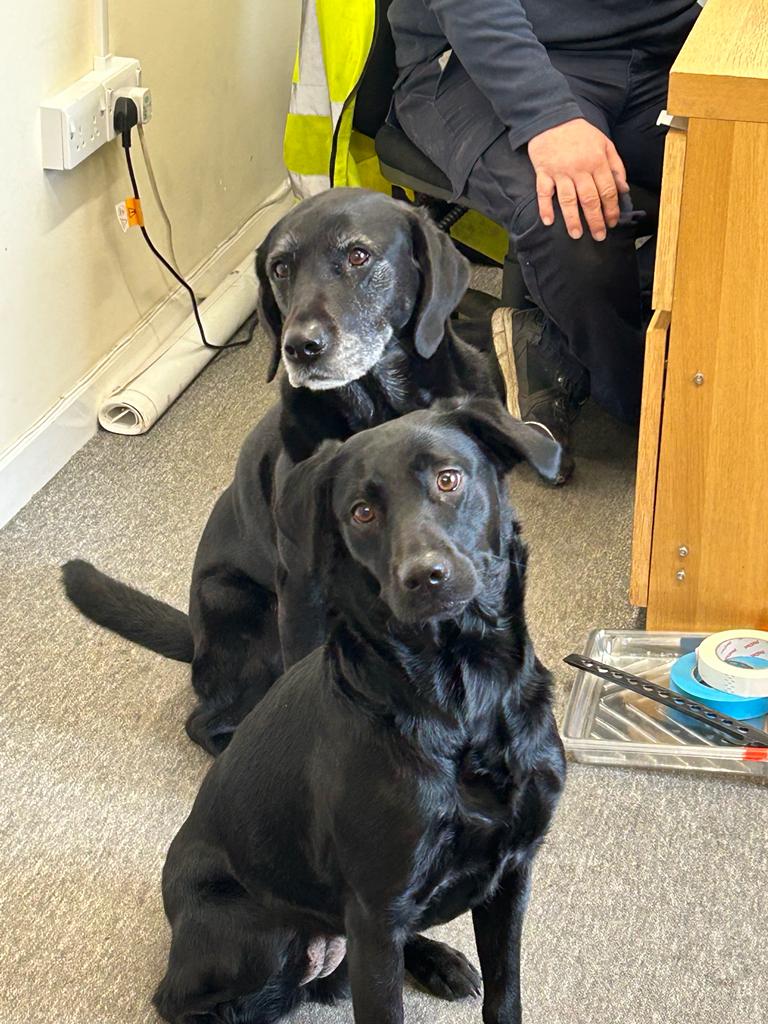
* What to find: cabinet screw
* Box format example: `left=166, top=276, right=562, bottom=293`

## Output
left=693, top=372, right=705, bottom=386
left=678, top=546, right=689, bottom=558
left=675, top=569, right=686, bottom=582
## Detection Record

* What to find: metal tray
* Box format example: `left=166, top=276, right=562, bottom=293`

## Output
left=562, top=629, right=768, bottom=780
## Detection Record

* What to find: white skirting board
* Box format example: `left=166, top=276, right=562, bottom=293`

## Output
left=0, top=180, right=293, bottom=529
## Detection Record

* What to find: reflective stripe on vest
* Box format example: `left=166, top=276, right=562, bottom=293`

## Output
left=284, top=0, right=376, bottom=196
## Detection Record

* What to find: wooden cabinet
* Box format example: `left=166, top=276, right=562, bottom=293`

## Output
left=630, top=0, right=768, bottom=631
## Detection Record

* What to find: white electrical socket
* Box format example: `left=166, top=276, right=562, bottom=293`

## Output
left=41, top=56, right=143, bottom=170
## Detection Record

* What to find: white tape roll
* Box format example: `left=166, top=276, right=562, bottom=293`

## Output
left=696, top=630, right=768, bottom=698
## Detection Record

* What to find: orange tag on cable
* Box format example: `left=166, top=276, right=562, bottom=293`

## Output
left=125, top=197, right=144, bottom=227
left=116, top=198, right=144, bottom=232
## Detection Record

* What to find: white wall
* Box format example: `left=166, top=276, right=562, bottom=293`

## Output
left=0, top=0, right=300, bottom=455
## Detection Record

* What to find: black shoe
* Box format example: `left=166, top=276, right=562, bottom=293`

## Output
left=491, top=307, right=586, bottom=485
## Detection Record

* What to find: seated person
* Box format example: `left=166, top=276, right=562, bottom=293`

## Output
left=388, top=0, right=701, bottom=477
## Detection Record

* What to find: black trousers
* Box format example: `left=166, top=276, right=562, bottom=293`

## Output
left=399, top=46, right=681, bottom=423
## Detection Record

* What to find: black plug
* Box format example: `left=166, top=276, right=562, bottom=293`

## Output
left=114, top=96, right=139, bottom=149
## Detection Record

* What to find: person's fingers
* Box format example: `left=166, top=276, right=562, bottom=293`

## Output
left=594, top=165, right=620, bottom=229
left=536, top=172, right=556, bottom=226
left=605, top=139, right=629, bottom=193
left=574, top=173, right=607, bottom=241
left=554, top=176, right=582, bottom=239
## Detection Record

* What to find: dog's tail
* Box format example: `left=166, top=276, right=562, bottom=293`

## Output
left=61, top=559, right=194, bottom=663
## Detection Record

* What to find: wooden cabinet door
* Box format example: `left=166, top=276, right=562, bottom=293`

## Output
left=646, top=118, right=768, bottom=631
left=630, top=126, right=687, bottom=606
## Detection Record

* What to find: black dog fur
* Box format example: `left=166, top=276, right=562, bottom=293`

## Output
left=62, top=189, right=504, bottom=756
left=152, top=401, right=565, bottom=1024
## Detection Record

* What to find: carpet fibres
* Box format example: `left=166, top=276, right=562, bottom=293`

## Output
left=1, top=276, right=765, bottom=1024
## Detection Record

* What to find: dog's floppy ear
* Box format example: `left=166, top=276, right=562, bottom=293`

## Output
left=254, top=244, right=283, bottom=383
left=275, top=440, right=343, bottom=566
left=441, top=397, right=563, bottom=483
left=408, top=208, right=471, bottom=359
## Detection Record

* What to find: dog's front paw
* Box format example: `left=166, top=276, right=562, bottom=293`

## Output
left=404, top=935, right=482, bottom=1001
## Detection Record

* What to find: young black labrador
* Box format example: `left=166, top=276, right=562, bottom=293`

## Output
left=153, top=400, right=566, bottom=1024
left=63, top=189, right=505, bottom=757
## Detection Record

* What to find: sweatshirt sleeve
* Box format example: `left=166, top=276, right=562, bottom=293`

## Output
left=427, top=0, right=584, bottom=149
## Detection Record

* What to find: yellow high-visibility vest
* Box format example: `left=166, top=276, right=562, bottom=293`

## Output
left=283, top=0, right=508, bottom=263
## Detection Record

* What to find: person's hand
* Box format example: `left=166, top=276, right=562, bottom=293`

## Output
left=527, top=118, right=629, bottom=241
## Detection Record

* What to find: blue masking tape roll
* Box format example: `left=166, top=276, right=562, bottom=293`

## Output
left=670, top=652, right=768, bottom=722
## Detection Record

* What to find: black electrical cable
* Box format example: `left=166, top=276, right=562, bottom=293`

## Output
left=117, top=101, right=249, bottom=352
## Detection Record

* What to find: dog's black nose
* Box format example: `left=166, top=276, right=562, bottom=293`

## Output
left=283, top=325, right=327, bottom=364
left=400, top=556, right=451, bottom=592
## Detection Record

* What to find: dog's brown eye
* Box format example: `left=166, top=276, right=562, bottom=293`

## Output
left=351, top=502, right=376, bottom=524
left=348, top=247, right=370, bottom=267
left=272, top=261, right=290, bottom=279
left=436, top=469, right=462, bottom=492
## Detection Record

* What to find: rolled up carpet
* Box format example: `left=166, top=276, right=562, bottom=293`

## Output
left=98, top=254, right=259, bottom=435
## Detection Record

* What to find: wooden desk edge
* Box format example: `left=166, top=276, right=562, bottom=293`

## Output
left=669, top=70, right=768, bottom=124
left=668, top=0, right=768, bottom=123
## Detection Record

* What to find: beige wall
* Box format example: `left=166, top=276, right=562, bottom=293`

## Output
left=0, top=0, right=300, bottom=452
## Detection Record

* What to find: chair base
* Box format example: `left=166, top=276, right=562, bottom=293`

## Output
left=455, top=289, right=500, bottom=320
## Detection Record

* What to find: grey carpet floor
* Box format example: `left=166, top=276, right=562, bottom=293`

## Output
left=1, top=271, right=765, bottom=1024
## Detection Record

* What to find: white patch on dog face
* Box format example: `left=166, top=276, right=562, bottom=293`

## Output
left=280, top=248, right=408, bottom=390
left=285, top=326, right=393, bottom=390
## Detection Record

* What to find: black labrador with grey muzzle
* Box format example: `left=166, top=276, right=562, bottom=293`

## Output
left=63, top=189, right=503, bottom=757
left=153, top=400, right=566, bottom=1024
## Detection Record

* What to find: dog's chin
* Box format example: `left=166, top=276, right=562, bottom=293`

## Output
left=284, top=332, right=393, bottom=391
left=286, top=368, right=367, bottom=391
left=389, top=593, right=474, bottom=627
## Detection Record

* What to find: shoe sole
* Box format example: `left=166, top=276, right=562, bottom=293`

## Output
left=491, top=307, right=521, bottom=420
